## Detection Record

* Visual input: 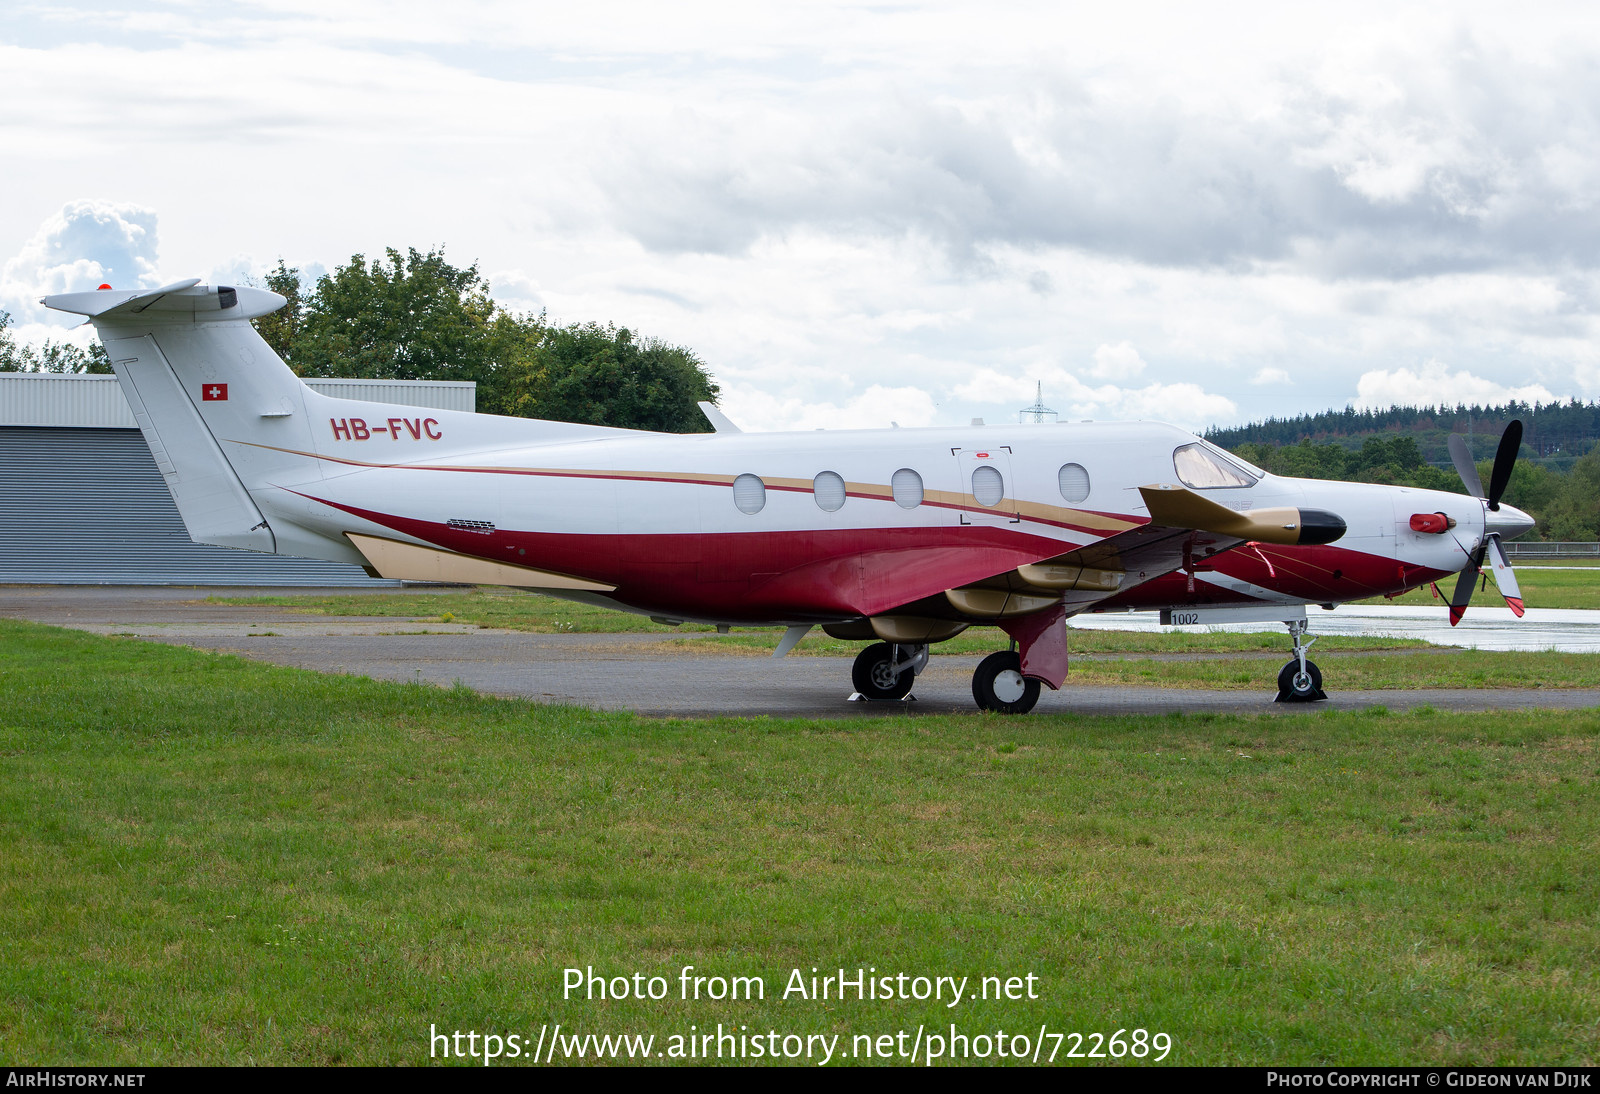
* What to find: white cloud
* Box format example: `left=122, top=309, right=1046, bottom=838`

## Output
left=721, top=384, right=939, bottom=432
left=2, top=199, right=160, bottom=325
left=1354, top=361, right=1557, bottom=409
left=486, top=268, right=546, bottom=315
left=947, top=367, right=1235, bottom=432
left=1086, top=342, right=1146, bottom=381
left=5, top=6, right=1600, bottom=425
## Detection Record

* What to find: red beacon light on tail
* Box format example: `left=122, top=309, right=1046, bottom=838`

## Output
left=1409, top=512, right=1455, bottom=534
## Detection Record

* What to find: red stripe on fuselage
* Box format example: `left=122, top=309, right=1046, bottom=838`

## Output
left=304, top=494, right=1078, bottom=621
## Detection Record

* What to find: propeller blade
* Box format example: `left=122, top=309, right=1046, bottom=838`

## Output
left=1487, top=419, right=1523, bottom=511
left=1449, top=543, right=1488, bottom=627
left=1448, top=433, right=1486, bottom=499
left=1485, top=533, right=1524, bottom=617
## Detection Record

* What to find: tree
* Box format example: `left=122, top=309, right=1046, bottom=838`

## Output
left=250, top=260, right=305, bottom=364
left=266, top=245, right=722, bottom=433
left=0, top=310, right=112, bottom=374
left=1540, top=445, right=1600, bottom=540
left=0, top=311, right=15, bottom=372
left=484, top=318, right=718, bottom=433
left=289, top=247, right=498, bottom=384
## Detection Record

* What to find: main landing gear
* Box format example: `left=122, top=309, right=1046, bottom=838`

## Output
left=851, top=641, right=928, bottom=702
left=972, top=650, right=1042, bottom=714
left=1276, top=618, right=1326, bottom=703
left=852, top=641, right=1046, bottom=713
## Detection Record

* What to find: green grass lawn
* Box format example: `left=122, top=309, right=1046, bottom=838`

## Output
left=1372, top=564, right=1600, bottom=610
left=1064, top=650, right=1600, bottom=690
left=2, top=619, right=1597, bottom=1065
left=211, top=590, right=1433, bottom=656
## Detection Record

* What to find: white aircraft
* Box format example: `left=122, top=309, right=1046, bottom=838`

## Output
left=44, top=280, right=1536, bottom=713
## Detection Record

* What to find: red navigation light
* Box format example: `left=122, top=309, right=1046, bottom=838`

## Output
left=97, top=284, right=112, bottom=290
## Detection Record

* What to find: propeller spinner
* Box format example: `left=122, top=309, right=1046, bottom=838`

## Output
left=1446, top=420, right=1535, bottom=625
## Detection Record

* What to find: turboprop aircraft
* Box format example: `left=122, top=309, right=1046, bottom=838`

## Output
left=43, top=280, right=1536, bottom=714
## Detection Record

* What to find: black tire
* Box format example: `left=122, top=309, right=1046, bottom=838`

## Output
left=852, top=642, right=914, bottom=701
left=972, top=650, right=1041, bottom=714
left=1276, top=659, right=1324, bottom=702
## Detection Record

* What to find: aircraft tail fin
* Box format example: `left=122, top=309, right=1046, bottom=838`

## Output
left=42, top=279, right=640, bottom=566
left=41, top=282, right=342, bottom=559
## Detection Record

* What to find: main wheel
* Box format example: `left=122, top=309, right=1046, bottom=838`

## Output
left=852, top=642, right=914, bottom=702
left=1276, top=658, right=1325, bottom=702
left=972, top=650, right=1041, bottom=714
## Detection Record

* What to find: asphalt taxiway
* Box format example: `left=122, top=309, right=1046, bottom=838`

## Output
left=5, top=586, right=1599, bottom=718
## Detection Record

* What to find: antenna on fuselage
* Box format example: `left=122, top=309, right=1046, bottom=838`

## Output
left=1018, top=381, right=1057, bottom=424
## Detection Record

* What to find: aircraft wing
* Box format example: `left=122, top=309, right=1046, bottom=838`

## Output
left=940, top=511, right=1242, bottom=618
left=863, top=484, right=1348, bottom=622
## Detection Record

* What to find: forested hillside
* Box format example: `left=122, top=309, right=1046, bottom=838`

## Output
left=1207, top=401, right=1600, bottom=467
left=1209, top=403, right=1600, bottom=540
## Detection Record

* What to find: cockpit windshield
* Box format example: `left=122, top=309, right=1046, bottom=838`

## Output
left=1173, top=441, right=1263, bottom=489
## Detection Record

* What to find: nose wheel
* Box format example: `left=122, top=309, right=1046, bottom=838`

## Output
left=1276, top=619, right=1327, bottom=703
left=972, top=650, right=1041, bottom=714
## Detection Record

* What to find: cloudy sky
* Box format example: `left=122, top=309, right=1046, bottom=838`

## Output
left=4, top=0, right=1599, bottom=431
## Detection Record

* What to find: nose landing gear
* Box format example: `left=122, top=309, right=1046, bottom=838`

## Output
left=1276, top=618, right=1326, bottom=702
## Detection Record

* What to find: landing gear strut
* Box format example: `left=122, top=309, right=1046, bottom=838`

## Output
left=1276, top=618, right=1326, bottom=703
left=972, top=650, right=1042, bottom=714
left=851, top=641, right=927, bottom=702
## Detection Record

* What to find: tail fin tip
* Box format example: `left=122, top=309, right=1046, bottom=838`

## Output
left=42, top=281, right=285, bottom=323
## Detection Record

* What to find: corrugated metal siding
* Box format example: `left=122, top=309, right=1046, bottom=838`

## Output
left=302, top=378, right=474, bottom=411
left=0, top=427, right=399, bottom=585
left=0, top=374, right=474, bottom=427
left=0, top=374, right=138, bottom=427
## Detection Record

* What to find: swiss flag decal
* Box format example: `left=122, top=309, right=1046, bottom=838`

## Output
left=202, top=383, right=228, bottom=401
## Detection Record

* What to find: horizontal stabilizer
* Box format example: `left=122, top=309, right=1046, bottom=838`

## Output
left=42, top=281, right=286, bottom=323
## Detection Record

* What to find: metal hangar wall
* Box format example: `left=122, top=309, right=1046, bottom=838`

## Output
left=0, top=374, right=475, bottom=585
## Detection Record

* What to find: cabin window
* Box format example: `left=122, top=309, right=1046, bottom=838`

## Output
left=1058, top=463, right=1090, bottom=503
left=732, top=473, right=767, bottom=514
left=813, top=471, right=847, bottom=512
left=891, top=468, right=924, bottom=509
left=1173, top=442, right=1260, bottom=489
left=972, top=465, right=1004, bottom=507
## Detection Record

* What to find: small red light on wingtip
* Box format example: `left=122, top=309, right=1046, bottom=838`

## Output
left=97, top=284, right=112, bottom=290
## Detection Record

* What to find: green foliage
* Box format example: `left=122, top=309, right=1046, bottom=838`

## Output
left=1231, top=430, right=1600, bottom=541
left=1209, top=400, right=1600, bottom=466
left=250, top=260, right=304, bottom=364
left=0, top=309, right=112, bottom=374
left=290, top=247, right=498, bottom=384
left=251, top=248, right=719, bottom=433
left=483, top=317, right=718, bottom=433
left=1538, top=445, right=1600, bottom=540
left=1233, top=435, right=1458, bottom=491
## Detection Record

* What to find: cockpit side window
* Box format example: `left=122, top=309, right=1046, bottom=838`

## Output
left=1173, top=442, right=1261, bottom=489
